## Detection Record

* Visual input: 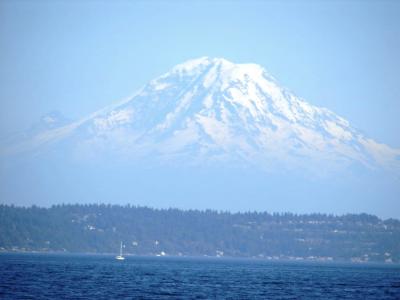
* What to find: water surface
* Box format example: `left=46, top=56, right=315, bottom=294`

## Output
left=0, top=253, right=399, bottom=299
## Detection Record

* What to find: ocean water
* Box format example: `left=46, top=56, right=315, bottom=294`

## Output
left=0, top=254, right=399, bottom=299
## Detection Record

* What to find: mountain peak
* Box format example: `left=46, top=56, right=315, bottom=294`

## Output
left=170, top=57, right=234, bottom=76
left=3, top=57, right=400, bottom=175
left=2, top=57, right=399, bottom=217
left=169, top=57, right=266, bottom=78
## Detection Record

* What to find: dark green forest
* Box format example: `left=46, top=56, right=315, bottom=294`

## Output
left=0, top=204, right=399, bottom=263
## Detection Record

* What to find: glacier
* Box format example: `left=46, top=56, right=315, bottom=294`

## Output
left=5, top=57, right=399, bottom=173
left=1, top=57, right=399, bottom=217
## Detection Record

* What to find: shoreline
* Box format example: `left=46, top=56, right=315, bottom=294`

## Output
left=1, top=250, right=398, bottom=266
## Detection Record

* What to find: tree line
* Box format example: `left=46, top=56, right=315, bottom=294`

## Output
left=0, top=204, right=399, bottom=263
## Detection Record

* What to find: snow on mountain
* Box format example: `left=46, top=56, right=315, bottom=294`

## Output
left=3, top=57, right=400, bottom=174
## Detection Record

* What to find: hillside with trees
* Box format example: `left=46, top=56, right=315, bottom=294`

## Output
left=0, top=204, right=399, bottom=263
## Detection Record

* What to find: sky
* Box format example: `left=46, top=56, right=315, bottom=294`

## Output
left=1, top=0, right=400, bottom=148
left=1, top=1, right=400, bottom=218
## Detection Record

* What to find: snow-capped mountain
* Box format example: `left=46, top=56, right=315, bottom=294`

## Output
left=3, top=57, right=400, bottom=174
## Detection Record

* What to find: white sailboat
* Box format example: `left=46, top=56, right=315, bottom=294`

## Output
left=115, top=241, right=125, bottom=260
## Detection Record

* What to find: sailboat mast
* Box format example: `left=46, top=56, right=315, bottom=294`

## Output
left=120, top=242, right=123, bottom=256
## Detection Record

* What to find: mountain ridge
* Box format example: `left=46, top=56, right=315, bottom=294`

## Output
left=3, top=57, right=399, bottom=175
left=1, top=57, right=399, bottom=217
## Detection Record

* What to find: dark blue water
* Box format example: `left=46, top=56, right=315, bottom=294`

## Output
left=0, top=254, right=399, bottom=299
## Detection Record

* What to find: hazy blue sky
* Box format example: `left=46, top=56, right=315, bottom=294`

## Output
left=1, top=0, right=399, bottom=148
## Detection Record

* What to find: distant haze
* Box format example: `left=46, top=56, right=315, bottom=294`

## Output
left=1, top=57, right=399, bottom=219
left=1, top=1, right=400, bottom=218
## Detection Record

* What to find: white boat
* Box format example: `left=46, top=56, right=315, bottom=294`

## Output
left=115, top=241, right=125, bottom=260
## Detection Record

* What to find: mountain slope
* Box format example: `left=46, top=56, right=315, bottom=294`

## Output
left=5, top=57, right=399, bottom=174
left=1, top=57, right=399, bottom=217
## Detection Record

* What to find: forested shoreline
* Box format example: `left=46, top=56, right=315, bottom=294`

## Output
left=1, top=204, right=399, bottom=263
